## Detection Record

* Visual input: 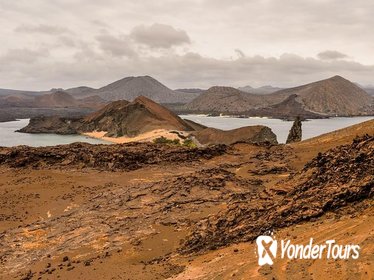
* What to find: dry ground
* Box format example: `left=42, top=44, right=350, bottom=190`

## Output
left=0, top=120, right=373, bottom=279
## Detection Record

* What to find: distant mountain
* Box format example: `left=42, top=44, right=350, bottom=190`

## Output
left=185, top=86, right=253, bottom=113
left=84, top=76, right=195, bottom=104
left=175, top=88, right=205, bottom=93
left=34, top=91, right=107, bottom=109
left=40, top=77, right=199, bottom=104
left=0, top=77, right=203, bottom=115
left=78, top=95, right=108, bottom=109
left=0, top=88, right=42, bottom=97
left=2, top=75, right=373, bottom=119
left=362, top=86, right=374, bottom=96
left=34, top=91, right=79, bottom=107
left=238, top=85, right=283, bottom=94
left=185, top=86, right=283, bottom=113
left=175, top=88, right=205, bottom=97
left=5, top=90, right=106, bottom=110
left=192, top=126, right=277, bottom=145
left=64, top=86, right=96, bottom=96
left=0, top=89, right=44, bottom=107
left=185, top=76, right=373, bottom=117
left=272, top=75, right=373, bottom=116
left=251, top=94, right=323, bottom=120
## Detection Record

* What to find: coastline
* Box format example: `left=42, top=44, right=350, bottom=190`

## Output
left=82, top=129, right=185, bottom=144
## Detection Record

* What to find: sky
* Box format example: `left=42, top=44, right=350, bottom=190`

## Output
left=1, top=0, right=374, bottom=90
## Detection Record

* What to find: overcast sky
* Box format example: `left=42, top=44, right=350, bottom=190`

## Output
left=1, top=0, right=374, bottom=90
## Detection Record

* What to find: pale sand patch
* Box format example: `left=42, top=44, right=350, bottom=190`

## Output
left=82, top=129, right=186, bottom=144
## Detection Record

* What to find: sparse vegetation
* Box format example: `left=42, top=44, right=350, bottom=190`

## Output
left=182, top=138, right=197, bottom=148
left=153, top=136, right=197, bottom=148
left=153, top=136, right=180, bottom=145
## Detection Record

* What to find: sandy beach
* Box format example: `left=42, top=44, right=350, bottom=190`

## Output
left=82, top=129, right=186, bottom=144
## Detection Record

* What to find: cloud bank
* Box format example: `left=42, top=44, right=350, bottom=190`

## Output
left=0, top=0, right=373, bottom=90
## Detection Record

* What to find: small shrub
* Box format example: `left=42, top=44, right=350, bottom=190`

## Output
left=182, top=138, right=197, bottom=148
left=153, top=136, right=180, bottom=145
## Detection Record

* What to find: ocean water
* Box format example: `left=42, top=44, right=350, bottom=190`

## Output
left=0, top=116, right=372, bottom=147
left=180, top=115, right=374, bottom=143
left=0, top=119, right=108, bottom=147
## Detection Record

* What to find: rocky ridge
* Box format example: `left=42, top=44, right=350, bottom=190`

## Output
left=0, top=142, right=227, bottom=171
left=184, top=76, right=374, bottom=117
left=18, top=96, right=198, bottom=137
left=286, top=116, right=302, bottom=143
left=182, top=135, right=373, bottom=254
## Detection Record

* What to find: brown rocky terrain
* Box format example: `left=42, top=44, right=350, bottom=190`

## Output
left=81, top=96, right=199, bottom=137
left=0, top=142, right=226, bottom=171
left=0, top=119, right=372, bottom=279
left=192, top=126, right=277, bottom=145
left=18, top=96, right=199, bottom=137
left=182, top=134, right=373, bottom=253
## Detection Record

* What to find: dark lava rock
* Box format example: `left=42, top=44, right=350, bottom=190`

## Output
left=0, top=142, right=227, bottom=171
left=17, top=116, right=82, bottom=135
left=286, top=116, right=302, bottom=144
left=181, top=135, right=373, bottom=254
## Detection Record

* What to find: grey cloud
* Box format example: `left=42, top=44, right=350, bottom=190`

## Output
left=130, top=23, right=190, bottom=48
left=234, top=49, right=245, bottom=58
left=57, top=36, right=78, bottom=48
left=318, top=50, right=349, bottom=60
left=0, top=48, right=49, bottom=65
left=138, top=53, right=374, bottom=88
left=95, top=34, right=136, bottom=57
left=2, top=49, right=374, bottom=91
left=0, top=0, right=374, bottom=90
left=14, top=24, right=70, bottom=35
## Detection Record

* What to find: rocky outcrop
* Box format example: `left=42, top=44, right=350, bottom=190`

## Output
left=18, top=96, right=201, bottom=137
left=182, top=135, right=373, bottom=254
left=192, top=126, right=278, bottom=145
left=251, top=94, right=323, bottom=120
left=0, top=142, right=227, bottom=171
left=17, top=116, right=83, bottom=134
left=286, top=116, right=302, bottom=143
